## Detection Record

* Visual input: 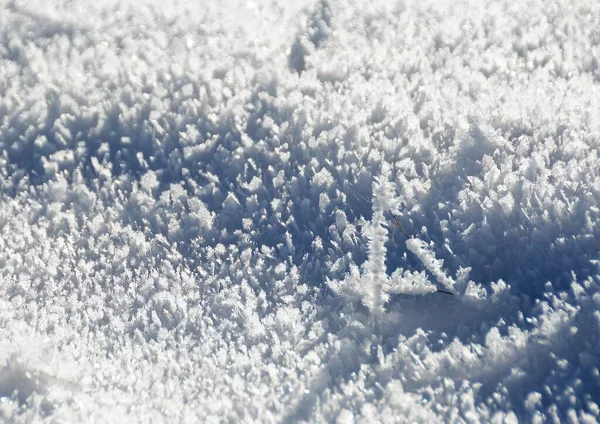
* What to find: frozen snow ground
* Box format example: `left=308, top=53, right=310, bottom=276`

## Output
left=1, top=0, right=600, bottom=421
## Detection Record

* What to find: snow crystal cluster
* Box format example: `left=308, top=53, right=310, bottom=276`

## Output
left=1, top=0, right=599, bottom=422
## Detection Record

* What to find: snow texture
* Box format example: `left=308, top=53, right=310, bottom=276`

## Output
left=1, top=0, right=600, bottom=422
left=406, top=237, right=457, bottom=293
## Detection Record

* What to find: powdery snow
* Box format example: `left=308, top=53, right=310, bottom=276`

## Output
left=1, top=0, right=600, bottom=422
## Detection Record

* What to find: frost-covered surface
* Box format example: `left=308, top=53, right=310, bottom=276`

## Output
left=1, top=0, right=600, bottom=421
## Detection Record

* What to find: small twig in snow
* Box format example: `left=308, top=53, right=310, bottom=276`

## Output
left=391, top=214, right=454, bottom=296
left=391, top=213, right=411, bottom=242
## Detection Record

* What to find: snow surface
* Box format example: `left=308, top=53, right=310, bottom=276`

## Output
left=1, top=0, right=600, bottom=421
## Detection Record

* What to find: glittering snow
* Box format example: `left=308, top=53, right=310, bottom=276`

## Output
left=1, top=0, right=600, bottom=422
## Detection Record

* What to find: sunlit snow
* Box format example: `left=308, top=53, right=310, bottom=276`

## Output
left=1, top=0, right=600, bottom=422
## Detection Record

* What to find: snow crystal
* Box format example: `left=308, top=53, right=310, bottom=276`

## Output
left=406, top=237, right=456, bottom=293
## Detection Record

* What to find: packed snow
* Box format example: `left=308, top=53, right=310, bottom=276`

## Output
left=1, top=0, right=600, bottom=421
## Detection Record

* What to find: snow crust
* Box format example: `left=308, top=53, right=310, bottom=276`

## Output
left=1, top=0, right=600, bottom=421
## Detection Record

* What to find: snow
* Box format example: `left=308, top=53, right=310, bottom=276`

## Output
left=1, top=0, right=600, bottom=421
left=405, top=237, right=457, bottom=293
